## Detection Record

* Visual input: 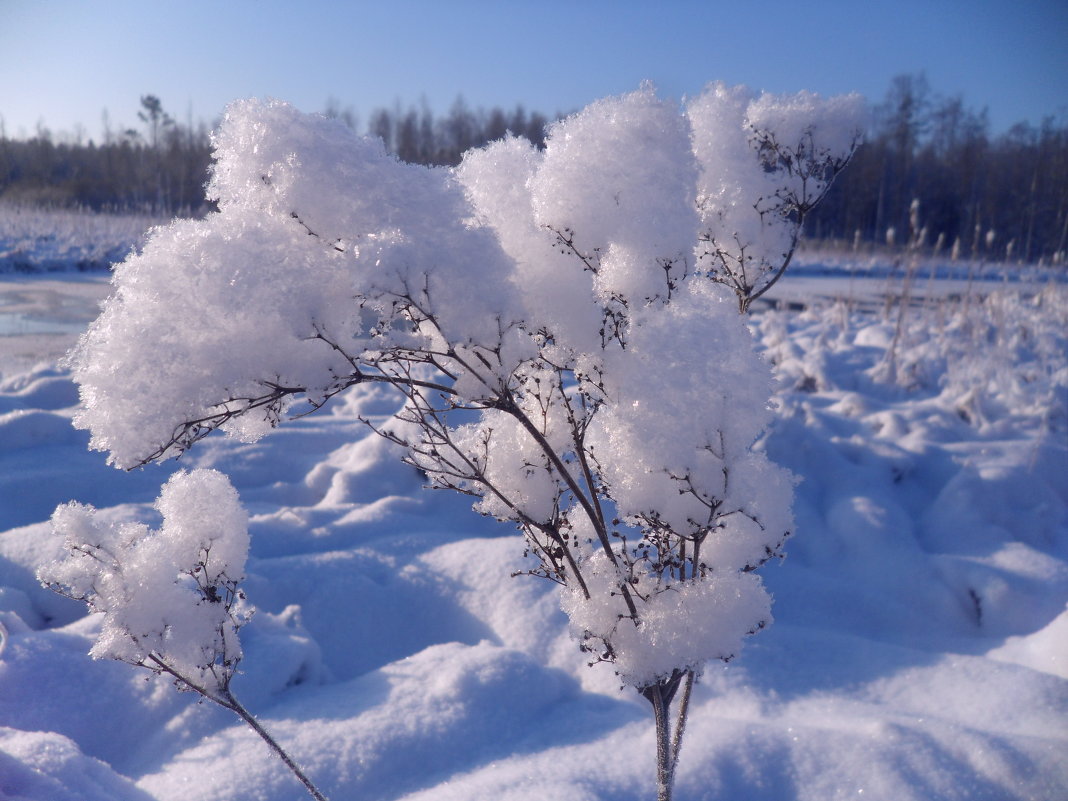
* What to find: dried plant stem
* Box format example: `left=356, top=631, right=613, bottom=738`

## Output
left=642, top=668, right=696, bottom=801
left=145, top=655, right=331, bottom=801
left=221, top=691, right=331, bottom=801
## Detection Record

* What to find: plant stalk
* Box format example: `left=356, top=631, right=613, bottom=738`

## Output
left=222, top=691, right=331, bottom=801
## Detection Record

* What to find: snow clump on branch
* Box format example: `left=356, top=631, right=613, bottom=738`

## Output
left=39, top=469, right=250, bottom=698
left=65, top=84, right=863, bottom=693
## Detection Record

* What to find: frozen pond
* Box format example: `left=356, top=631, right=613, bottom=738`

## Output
left=0, top=312, right=90, bottom=336
left=761, top=270, right=1055, bottom=310
left=0, top=274, right=112, bottom=377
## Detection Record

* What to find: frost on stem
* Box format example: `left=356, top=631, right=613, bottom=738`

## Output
left=65, top=83, right=860, bottom=801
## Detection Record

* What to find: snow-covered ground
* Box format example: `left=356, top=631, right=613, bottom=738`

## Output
left=0, top=205, right=169, bottom=275
left=1, top=260, right=1066, bottom=800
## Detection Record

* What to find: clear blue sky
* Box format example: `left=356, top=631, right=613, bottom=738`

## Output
left=2, top=0, right=1065, bottom=141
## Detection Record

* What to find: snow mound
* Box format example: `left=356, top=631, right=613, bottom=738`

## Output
left=0, top=727, right=153, bottom=801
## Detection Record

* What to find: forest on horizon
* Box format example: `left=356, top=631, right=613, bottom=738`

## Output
left=1, top=74, right=1066, bottom=265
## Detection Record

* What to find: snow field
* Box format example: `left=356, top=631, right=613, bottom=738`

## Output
left=0, top=205, right=166, bottom=274
left=0, top=272, right=1065, bottom=799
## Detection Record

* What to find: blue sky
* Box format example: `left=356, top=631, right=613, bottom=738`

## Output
left=1, top=0, right=1066, bottom=141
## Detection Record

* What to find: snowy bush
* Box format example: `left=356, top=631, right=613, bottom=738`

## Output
left=58, top=83, right=861, bottom=800
left=939, top=286, right=1068, bottom=431
left=691, top=83, right=864, bottom=311
left=40, top=469, right=250, bottom=696
left=39, top=469, right=329, bottom=800
left=857, top=284, right=1068, bottom=432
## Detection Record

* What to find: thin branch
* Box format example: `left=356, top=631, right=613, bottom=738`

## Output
left=499, top=390, right=639, bottom=619
left=225, top=691, right=331, bottom=801
left=745, top=222, right=801, bottom=311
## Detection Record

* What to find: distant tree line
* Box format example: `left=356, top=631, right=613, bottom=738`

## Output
left=808, top=74, right=1068, bottom=264
left=0, top=95, right=555, bottom=215
left=2, top=80, right=1066, bottom=263
left=0, top=96, right=213, bottom=214
left=337, top=96, right=554, bottom=165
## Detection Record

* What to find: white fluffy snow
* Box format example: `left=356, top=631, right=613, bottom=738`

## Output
left=42, top=469, right=250, bottom=696
left=62, top=90, right=821, bottom=702
left=1, top=256, right=1064, bottom=799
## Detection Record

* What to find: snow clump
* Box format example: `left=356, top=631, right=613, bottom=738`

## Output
left=39, top=469, right=250, bottom=697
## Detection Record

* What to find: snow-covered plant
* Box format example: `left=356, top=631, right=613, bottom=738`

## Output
left=41, top=469, right=250, bottom=694
left=63, top=83, right=858, bottom=801
left=38, top=469, right=329, bottom=801
left=691, top=82, right=864, bottom=311
left=873, top=284, right=1068, bottom=429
